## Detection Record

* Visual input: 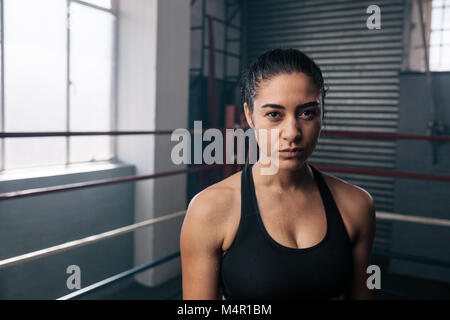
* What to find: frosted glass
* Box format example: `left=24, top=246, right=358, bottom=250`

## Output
left=441, top=46, right=450, bottom=69
left=443, top=7, right=450, bottom=29
left=429, top=46, right=441, bottom=69
left=69, top=2, right=114, bottom=162
left=442, top=30, right=450, bottom=45
left=4, top=0, right=66, bottom=131
left=70, top=2, right=113, bottom=131
left=69, top=136, right=112, bottom=163
left=5, top=138, right=65, bottom=169
left=80, top=0, right=112, bottom=9
left=431, top=7, right=443, bottom=30
left=430, top=31, right=441, bottom=46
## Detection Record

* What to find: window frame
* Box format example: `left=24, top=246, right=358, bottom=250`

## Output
left=429, top=0, right=450, bottom=71
left=0, top=0, right=119, bottom=172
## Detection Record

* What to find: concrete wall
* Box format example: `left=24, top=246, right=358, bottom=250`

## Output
left=390, top=71, right=450, bottom=283
left=116, top=0, right=191, bottom=287
left=0, top=163, right=135, bottom=299
left=153, top=0, right=191, bottom=286
left=116, top=0, right=158, bottom=288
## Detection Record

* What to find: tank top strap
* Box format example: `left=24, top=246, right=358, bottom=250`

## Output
left=308, top=163, right=338, bottom=213
left=308, top=162, right=347, bottom=239
left=241, top=164, right=257, bottom=218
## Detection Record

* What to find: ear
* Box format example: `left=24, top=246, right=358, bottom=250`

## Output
left=243, top=102, right=255, bottom=129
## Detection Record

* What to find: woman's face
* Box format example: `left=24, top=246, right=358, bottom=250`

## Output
left=244, top=72, right=323, bottom=171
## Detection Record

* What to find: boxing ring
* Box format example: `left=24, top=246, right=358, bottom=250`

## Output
left=0, top=129, right=449, bottom=300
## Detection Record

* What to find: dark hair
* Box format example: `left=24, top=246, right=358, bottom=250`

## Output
left=240, top=48, right=327, bottom=115
left=241, top=48, right=327, bottom=167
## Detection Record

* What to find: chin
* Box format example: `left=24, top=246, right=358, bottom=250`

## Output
left=277, top=158, right=306, bottom=170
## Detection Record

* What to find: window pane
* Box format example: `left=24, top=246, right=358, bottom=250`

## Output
left=430, top=31, right=441, bottom=46
left=80, top=0, right=112, bottom=9
left=429, top=45, right=441, bottom=69
left=431, top=7, right=443, bottom=30
left=443, top=30, right=450, bottom=44
left=433, top=0, right=444, bottom=7
left=441, top=46, right=450, bottom=69
left=69, top=2, right=114, bottom=161
left=4, top=0, right=66, bottom=132
left=443, top=7, right=450, bottom=29
left=70, top=136, right=112, bottom=163
left=5, top=138, right=65, bottom=169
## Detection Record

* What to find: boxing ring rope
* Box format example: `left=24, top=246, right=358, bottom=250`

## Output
left=1, top=129, right=449, bottom=299
left=1, top=207, right=448, bottom=271
left=1, top=207, right=448, bottom=270
left=0, top=210, right=186, bottom=269
left=2, top=206, right=448, bottom=270
left=0, top=164, right=448, bottom=202
left=320, top=130, right=450, bottom=142
left=56, top=251, right=182, bottom=300
left=376, top=211, right=450, bottom=228
left=0, top=164, right=223, bottom=201
left=315, top=166, right=450, bottom=182
left=1, top=129, right=450, bottom=141
left=0, top=130, right=174, bottom=138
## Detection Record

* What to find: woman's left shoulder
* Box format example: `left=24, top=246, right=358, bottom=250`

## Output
left=320, top=171, right=375, bottom=229
left=321, top=171, right=374, bottom=207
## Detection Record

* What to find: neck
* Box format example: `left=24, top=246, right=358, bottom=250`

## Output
left=252, top=160, right=315, bottom=193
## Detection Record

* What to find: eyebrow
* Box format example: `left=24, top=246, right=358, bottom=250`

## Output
left=259, top=101, right=319, bottom=110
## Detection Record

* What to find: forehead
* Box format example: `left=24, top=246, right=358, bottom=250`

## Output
left=254, top=72, right=320, bottom=108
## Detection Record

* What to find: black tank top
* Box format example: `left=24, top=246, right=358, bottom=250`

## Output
left=220, top=162, right=354, bottom=299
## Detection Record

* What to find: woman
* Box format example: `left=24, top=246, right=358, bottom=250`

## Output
left=180, top=48, right=376, bottom=300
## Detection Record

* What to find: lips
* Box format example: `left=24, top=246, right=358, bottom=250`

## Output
left=279, top=148, right=304, bottom=158
left=279, top=147, right=304, bottom=152
left=280, top=148, right=303, bottom=152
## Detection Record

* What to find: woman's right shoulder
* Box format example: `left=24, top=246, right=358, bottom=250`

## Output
left=185, top=170, right=242, bottom=225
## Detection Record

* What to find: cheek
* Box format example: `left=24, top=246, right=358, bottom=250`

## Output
left=304, top=122, right=322, bottom=150
left=254, top=128, right=280, bottom=153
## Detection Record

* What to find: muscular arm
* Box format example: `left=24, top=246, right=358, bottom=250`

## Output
left=344, top=190, right=376, bottom=300
left=180, top=191, right=224, bottom=299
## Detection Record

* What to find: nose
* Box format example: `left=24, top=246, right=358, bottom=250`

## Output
left=281, top=115, right=301, bottom=143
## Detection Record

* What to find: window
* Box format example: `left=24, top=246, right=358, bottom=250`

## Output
left=430, top=0, right=450, bottom=70
left=0, top=0, right=117, bottom=171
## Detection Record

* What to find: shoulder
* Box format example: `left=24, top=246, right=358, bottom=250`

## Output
left=181, top=170, right=242, bottom=248
left=186, top=169, right=241, bottom=223
left=320, top=170, right=376, bottom=241
left=321, top=171, right=374, bottom=211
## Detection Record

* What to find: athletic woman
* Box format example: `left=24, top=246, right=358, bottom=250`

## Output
left=180, top=48, right=376, bottom=300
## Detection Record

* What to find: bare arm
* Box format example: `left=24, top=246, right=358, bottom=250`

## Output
left=344, top=191, right=376, bottom=300
left=180, top=191, right=224, bottom=299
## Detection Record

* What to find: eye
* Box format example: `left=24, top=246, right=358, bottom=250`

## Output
left=298, top=109, right=318, bottom=120
left=266, top=111, right=280, bottom=119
